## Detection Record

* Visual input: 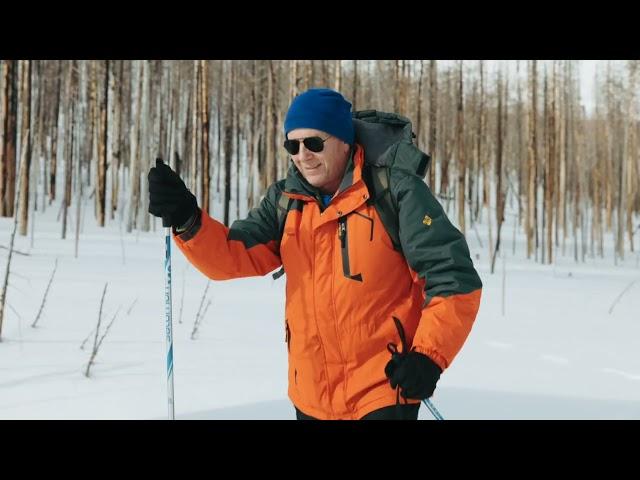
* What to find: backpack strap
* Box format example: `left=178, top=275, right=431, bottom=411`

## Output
left=277, top=193, right=293, bottom=236
left=365, top=165, right=402, bottom=253
left=273, top=193, right=299, bottom=280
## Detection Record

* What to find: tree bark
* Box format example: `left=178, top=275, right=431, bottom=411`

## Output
left=456, top=61, right=466, bottom=234
left=526, top=61, right=538, bottom=259
left=200, top=60, right=210, bottom=214
left=18, top=60, right=32, bottom=236
left=428, top=60, right=437, bottom=190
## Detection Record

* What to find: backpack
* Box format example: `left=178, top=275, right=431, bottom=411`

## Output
left=274, top=110, right=431, bottom=278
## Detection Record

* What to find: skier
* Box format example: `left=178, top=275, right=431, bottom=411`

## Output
left=148, top=88, right=482, bottom=420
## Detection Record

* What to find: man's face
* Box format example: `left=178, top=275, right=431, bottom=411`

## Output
left=287, top=128, right=350, bottom=195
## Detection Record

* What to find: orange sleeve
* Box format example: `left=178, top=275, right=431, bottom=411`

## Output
left=412, top=289, right=482, bottom=370
left=174, top=209, right=282, bottom=280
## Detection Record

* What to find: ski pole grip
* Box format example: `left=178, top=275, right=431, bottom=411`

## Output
left=155, top=157, right=173, bottom=229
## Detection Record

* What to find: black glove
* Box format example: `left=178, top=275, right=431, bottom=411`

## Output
left=385, top=351, right=442, bottom=400
left=148, top=158, right=198, bottom=229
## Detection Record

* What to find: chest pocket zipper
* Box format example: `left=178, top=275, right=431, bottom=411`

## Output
left=338, top=216, right=363, bottom=282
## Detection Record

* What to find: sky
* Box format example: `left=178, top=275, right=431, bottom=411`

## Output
left=1, top=191, right=638, bottom=420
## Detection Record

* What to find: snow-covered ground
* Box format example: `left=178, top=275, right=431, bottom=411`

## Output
left=1, top=197, right=639, bottom=420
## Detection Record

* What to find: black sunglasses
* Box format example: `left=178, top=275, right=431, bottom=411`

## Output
left=283, top=135, right=330, bottom=155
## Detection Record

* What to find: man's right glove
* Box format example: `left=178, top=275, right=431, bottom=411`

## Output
left=148, top=159, right=198, bottom=229
left=385, top=350, right=442, bottom=400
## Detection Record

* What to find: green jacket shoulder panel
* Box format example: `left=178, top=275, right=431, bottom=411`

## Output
left=227, top=180, right=286, bottom=248
left=391, top=172, right=482, bottom=300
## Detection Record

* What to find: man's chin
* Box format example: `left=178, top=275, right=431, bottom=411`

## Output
left=304, top=175, right=325, bottom=188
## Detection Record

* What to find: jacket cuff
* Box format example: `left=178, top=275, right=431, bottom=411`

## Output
left=173, top=208, right=202, bottom=241
left=412, top=345, right=447, bottom=372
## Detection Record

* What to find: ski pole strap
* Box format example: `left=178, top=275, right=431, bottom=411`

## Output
left=388, top=316, right=445, bottom=420
left=387, top=316, right=411, bottom=414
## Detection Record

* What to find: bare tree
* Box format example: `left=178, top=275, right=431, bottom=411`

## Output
left=223, top=61, right=233, bottom=226
left=625, top=61, right=638, bottom=252
left=0, top=60, right=10, bottom=216
left=414, top=61, right=424, bottom=149
left=18, top=60, right=32, bottom=236
left=97, top=61, right=108, bottom=227
left=49, top=61, right=62, bottom=205
left=61, top=61, right=75, bottom=240
left=456, top=61, right=466, bottom=234
left=200, top=60, right=211, bottom=214
left=491, top=69, right=505, bottom=274
left=428, top=60, right=438, bottom=190
left=0, top=127, right=28, bottom=340
left=544, top=62, right=557, bottom=264
left=526, top=60, right=538, bottom=259
left=352, top=60, right=358, bottom=111
left=126, top=61, right=142, bottom=233
left=264, top=60, right=277, bottom=191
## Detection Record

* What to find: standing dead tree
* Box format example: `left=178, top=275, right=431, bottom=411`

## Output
left=84, top=282, right=108, bottom=377
left=526, top=60, right=538, bottom=260
left=491, top=69, right=505, bottom=274
left=0, top=127, right=28, bottom=340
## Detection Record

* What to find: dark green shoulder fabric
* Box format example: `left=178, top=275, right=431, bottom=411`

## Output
left=227, top=180, right=286, bottom=249
left=390, top=170, right=482, bottom=304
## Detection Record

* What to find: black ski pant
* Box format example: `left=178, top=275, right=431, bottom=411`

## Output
left=295, top=403, right=420, bottom=420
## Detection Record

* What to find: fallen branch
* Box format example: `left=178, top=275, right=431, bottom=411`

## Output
left=79, top=328, right=94, bottom=351
left=608, top=280, right=637, bottom=315
left=7, top=302, right=22, bottom=320
left=0, top=245, right=30, bottom=256
left=31, top=258, right=58, bottom=328
left=126, top=297, right=138, bottom=316
left=191, top=299, right=211, bottom=340
left=8, top=271, right=31, bottom=283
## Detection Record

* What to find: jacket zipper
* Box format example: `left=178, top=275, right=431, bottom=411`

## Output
left=338, top=216, right=363, bottom=282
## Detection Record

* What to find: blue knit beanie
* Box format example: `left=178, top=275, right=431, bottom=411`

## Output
left=284, top=88, right=354, bottom=145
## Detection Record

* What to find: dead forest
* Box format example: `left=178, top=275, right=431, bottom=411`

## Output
left=1, top=60, right=638, bottom=268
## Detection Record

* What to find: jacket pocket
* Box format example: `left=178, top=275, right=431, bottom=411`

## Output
left=285, top=319, right=291, bottom=353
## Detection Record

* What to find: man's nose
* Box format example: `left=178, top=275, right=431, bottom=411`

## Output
left=296, top=142, right=312, bottom=158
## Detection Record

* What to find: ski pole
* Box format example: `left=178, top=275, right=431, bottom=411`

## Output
left=422, top=398, right=444, bottom=420
left=163, top=212, right=175, bottom=420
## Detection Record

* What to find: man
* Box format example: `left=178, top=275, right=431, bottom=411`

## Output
left=148, top=88, right=482, bottom=420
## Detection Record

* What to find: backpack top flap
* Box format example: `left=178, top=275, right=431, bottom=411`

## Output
left=352, top=109, right=431, bottom=178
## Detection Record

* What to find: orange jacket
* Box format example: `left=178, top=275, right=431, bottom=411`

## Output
left=175, top=144, right=482, bottom=419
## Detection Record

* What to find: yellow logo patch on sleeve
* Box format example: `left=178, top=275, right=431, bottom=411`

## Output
left=422, top=215, right=432, bottom=226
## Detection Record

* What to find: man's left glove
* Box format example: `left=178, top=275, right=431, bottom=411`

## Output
left=385, top=351, right=442, bottom=400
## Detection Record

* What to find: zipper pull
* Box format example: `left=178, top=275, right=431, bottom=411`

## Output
left=338, top=219, right=346, bottom=248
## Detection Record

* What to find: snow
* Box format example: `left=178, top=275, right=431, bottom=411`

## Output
left=1, top=197, right=639, bottom=420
